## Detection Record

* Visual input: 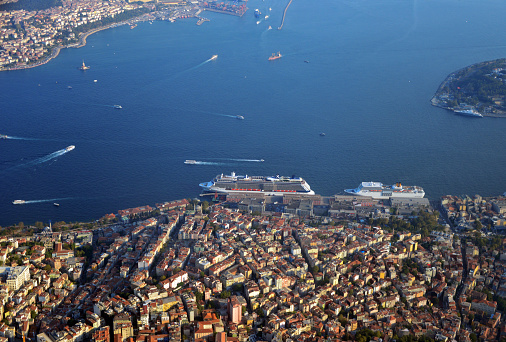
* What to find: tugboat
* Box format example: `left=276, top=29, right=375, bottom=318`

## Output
left=79, top=60, right=90, bottom=70
left=268, top=52, right=282, bottom=61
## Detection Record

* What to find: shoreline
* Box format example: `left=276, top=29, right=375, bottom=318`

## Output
left=0, top=19, right=135, bottom=72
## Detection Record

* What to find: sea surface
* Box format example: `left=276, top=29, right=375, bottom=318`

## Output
left=2, top=0, right=506, bottom=226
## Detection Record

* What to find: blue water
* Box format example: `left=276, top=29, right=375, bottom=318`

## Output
left=2, top=0, right=506, bottom=226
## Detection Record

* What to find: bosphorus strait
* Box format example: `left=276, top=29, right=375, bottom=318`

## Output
left=2, top=0, right=506, bottom=226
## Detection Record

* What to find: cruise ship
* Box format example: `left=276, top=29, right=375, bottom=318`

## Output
left=66, top=145, right=75, bottom=152
left=454, top=108, right=483, bottom=118
left=200, top=172, right=315, bottom=195
left=345, top=182, right=425, bottom=199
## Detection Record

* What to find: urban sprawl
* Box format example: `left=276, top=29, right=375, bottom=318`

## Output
left=1, top=190, right=506, bottom=342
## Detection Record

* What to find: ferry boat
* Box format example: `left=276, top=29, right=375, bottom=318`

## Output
left=254, top=9, right=261, bottom=18
left=184, top=160, right=198, bottom=164
left=236, top=115, right=245, bottom=120
left=210, top=55, right=218, bottom=60
left=199, top=172, right=315, bottom=195
left=65, top=145, right=75, bottom=152
left=12, top=200, right=25, bottom=205
left=114, top=105, right=122, bottom=109
left=345, top=182, right=425, bottom=199
left=268, top=52, right=282, bottom=61
left=79, top=60, right=90, bottom=70
left=454, top=108, right=483, bottom=118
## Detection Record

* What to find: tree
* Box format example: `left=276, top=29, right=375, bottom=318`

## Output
left=470, top=333, right=478, bottom=342
left=312, top=265, right=319, bottom=274
left=220, top=290, right=231, bottom=299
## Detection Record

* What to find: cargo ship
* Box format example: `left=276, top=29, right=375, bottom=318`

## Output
left=268, top=52, right=282, bottom=61
left=210, top=55, right=218, bottom=60
left=345, top=182, right=425, bottom=199
left=254, top=9, right=261, bottom=18
left=199, top=172, right=315, bottom=195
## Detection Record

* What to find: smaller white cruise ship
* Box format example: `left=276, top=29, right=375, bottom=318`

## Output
left=345, top=182, right=425, bottom=199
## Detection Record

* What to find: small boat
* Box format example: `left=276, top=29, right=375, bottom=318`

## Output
left=320, top=132, right=326, bottom=136
left=65, top=145, right=75, bottom=152
left=268, top=52, right=282, bottom=61
left=12, top=200, right=25, bottom=205
left=268, top=26, right=272, bottom=30
left=265, top=15, right=269, bottom=19
left=260, top=159, right=265, bottom=162
left=236, top=115, right=245, bottom=120
left=67, top=86, right=72, bottom=89
left=184, top=160, right=198, bottom=164
left=79, top=60, right=90, bottom=70
left=256, top=21, right=260, bottom=25
left=130, top=24, right=137, bottom=29
left=0, top=134, right=8, bottom=139
left=94, top=80, right=98, bottom=83
left=53, top=203, right=60, bottom=207
left=114, top=105, right=122, bottom=109
left=304, top=60, right=310, bottom=63
left=210, top=55, right=218, bottom=60
left=254, top=9, right=261, bottom=18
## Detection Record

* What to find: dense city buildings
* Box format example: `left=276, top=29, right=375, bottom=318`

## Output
left=0, top=192, right=505, bottom=341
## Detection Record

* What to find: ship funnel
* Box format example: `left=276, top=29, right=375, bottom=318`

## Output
left=231, top=172, right=235, bottom=177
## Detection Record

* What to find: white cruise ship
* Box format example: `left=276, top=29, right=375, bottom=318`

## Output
left=200, top=172, right=315, bottom=195
left=345, top=182, right=425, bottom=199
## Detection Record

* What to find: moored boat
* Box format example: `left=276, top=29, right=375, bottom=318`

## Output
left=454, top=108, right=483, bottom=117
left=345, top=182, right=425, bottom=199
left=200, top=172, right=315, bottom=195
left=79, top=60, right=90, bottom=70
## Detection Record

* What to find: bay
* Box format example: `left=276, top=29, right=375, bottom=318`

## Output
left=1, top=0, right=506, bottom=226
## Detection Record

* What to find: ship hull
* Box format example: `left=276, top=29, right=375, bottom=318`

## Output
left=345, top=181, right=425, bottom=199
left=200, top=173, right=315, bottom=196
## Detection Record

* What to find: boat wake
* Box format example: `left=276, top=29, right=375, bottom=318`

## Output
left=192, top=161, right=225, bottom=166
left=1, top=135, right=40, bottom=141
left=179, top=108, right=238, bottom=119
left=225, top=158, right=264, bottom=162
left=19, top=197, right=74, bottom=205
left=2, top=146, right=75, bottom=172
left=30, top=147, right=73, bottom=166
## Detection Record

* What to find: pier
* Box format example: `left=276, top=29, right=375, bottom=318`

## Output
left=278, top=0, right=293, bottom=30
left=196, top=17, right=210, bottom=25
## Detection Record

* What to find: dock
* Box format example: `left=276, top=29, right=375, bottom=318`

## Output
left=196, top=17, right=210, bottom=25
left=278, top=0, right=293, bottom=30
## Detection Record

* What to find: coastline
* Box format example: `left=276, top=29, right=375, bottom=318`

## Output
left=0, top=19, right=133, bottom=72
